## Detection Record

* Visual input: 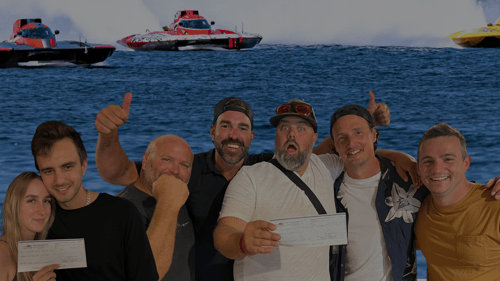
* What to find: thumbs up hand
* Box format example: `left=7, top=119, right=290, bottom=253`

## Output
left=367, top=91, right=390, bottom=127
left=95, top=93, right=133, bottom=134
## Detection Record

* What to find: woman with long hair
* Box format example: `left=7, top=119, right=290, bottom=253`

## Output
left=0, top=172, right=59, bottom=281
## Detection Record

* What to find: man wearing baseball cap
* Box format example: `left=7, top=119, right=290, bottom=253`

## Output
left=94, top=93, right=391, bottom=280
left=214, top=99, right=345, bottom=280
left=190, top=96, right=274, bottom=280
left=95, top=94, right=273, bottom=281
left=328, top=104, right=429, bottom=281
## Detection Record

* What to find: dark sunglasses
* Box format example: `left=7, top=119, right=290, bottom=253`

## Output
left=276, top=102, right=312, bottom=116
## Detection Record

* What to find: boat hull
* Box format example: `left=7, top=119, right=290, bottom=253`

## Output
left=448, top=27, right=500, bottom=48
left=0, top=41, right=115, bottom=67
left=118, top=32, right=262, bottom=51
left=452, top=36, right=500, bottom=48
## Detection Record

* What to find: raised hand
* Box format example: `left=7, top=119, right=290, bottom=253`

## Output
left=484, top=177, right=500, bottom=200
left=152, top=174, right=189, bottom=210
left=240, top=220, right=280, bottom=255
left=95, top=93, right=132, bottom=134
left=33, top=264, right=60, bottom=281
left=367, top=91, right=390, bottom=126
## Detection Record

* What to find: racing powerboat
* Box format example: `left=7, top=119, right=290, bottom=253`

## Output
left=0, top=19, right=115, bottom=67
left=447, top=14, right=500, bottom=48
left=118, top=10, right=262, bottom=51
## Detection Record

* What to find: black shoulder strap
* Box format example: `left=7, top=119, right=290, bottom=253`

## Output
left=270, top=159, right=326, bottom=215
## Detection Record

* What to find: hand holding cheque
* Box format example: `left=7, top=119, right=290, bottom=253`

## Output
left=18, top=239, right=87, bottom=273
left=271, top=214, right=347, bottom=247
left=241, top=214, right=347, bottom=256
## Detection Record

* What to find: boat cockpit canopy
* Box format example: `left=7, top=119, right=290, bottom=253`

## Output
left=178, top=19, right=211, bottom=29
left=19, top=24, right=55, bottom=39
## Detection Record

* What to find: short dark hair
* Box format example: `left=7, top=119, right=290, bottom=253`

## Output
left=31, top=121, right=87, bottom=171
left=418, top=123, right=467, bottom=160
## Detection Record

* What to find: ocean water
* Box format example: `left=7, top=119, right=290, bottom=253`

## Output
left=2, top=44, right=500, bottom=278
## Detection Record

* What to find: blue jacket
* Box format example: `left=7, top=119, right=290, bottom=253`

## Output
left=331, top=156, right=429, bottom=281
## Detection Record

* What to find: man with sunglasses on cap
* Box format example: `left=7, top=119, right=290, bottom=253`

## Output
left=213, top=99, right=416, bottom=280
left=214, top=99, right=342, bottom=281
left=94, top=93, right=391, bottom=281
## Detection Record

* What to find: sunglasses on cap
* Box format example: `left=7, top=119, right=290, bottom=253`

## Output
left=276, top=102, right=312, bottom=116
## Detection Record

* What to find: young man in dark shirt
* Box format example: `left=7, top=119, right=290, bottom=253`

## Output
left=32, top=120, right=158, bottom=281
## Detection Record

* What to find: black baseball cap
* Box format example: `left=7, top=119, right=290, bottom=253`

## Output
left=213, top=97, right=254, bottom=129
left=269, top=99, right=317, bottom=133
left=330, top=104, right=374, bottom=137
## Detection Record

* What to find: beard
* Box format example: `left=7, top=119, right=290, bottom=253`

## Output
left=275, top=139, right=312, bottom=171
left=215, top=138, right=249, bottom=164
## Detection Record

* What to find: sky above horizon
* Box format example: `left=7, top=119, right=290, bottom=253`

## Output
left=1, top=0, right=498, bottom=47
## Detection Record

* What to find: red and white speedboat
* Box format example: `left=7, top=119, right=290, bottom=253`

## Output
left=0, top=19, right=115, bottom=67
left=118, top=10, right=262, bottom=51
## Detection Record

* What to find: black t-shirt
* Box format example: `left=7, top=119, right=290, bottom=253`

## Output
left=48, top=193, right=159, bottom=281
left=136, top=149, right=273, bottom=281
left=116, top=184, right=195, bottom=281
left=188, top=150, right=273, bottom=281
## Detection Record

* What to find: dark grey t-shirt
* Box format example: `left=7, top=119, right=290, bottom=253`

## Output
left=116, top=184, right=195, bottom=281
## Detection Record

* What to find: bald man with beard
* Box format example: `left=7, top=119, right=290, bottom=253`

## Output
left=116, top=135, right=194, bottom=281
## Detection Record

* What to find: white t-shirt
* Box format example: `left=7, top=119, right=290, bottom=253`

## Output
left=340, top=172, right=393, bottom=281
left=219, top=153, right=344, bottom=281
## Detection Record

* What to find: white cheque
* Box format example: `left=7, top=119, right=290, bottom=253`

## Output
left=18, top=239, right=87, bottom=272
left=271, top=214, right=347, bottom=247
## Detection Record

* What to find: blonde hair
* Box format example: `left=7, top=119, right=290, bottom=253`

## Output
left=1, top=172, right=56, bottom=281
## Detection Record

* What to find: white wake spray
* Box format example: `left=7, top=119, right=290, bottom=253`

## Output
left=0, top=0, right=496, bottom=47
left=0, top=0, right=160, bottom=43
left=182, top=0, right=488, bottom=47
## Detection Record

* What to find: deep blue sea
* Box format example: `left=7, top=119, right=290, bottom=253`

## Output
left=2, top=44, right=500, bottom=278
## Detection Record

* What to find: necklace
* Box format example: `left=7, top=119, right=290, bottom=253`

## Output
left=86, top=189, right=90, bottom=206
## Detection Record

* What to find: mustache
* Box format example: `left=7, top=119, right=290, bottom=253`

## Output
left=53, top=183, right=71, bottom=189
left=222, top=138, right=245, bottom=148
left=284, top=139, right=300, bottom=149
